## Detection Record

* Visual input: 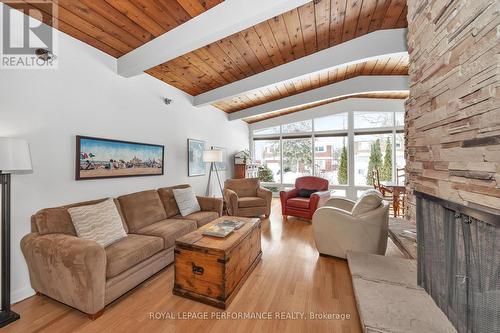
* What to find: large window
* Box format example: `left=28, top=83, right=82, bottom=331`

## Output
left=282, top=137, right=312, bottom=183
left=314, top=113, right=348, bottom=131
left=251, top=110, right=405, bottom=199
left=354, top=111, right=393, bottom=128
left=282, top=120, right=312, bottom=133
left=396, top=133, right=405, bottom=167
left=314, top=136, right=348, bottom=185
left=395, top=112, right=405, bottom=127
left=254, top=139, right=280, bottom=183
left=354, top=133, right=393, bottom=186
left=252, top=126, right=280, bottom=136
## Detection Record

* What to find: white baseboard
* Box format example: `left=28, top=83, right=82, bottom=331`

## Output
left=12, top=286, right=35, bottom=304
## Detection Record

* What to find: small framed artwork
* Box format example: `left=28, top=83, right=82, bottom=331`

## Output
left=188, top=139, right=206, bottom=177
left=211, top=146, right=226, bottom=171
left=76, top=136, right=164, bottom=180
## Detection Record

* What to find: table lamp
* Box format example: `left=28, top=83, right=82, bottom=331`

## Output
left=0, top=138, right=32, bottom=327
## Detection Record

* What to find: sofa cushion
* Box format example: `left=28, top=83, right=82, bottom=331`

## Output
left=238, top=196, right=266, bottom=208
left=34, top=198, right=128, bottom=235
left=158, top=185, right=191, bottom=218
left=287, top=197, right=310, bottom=209
left=68, top=198, right=127, bottom=247
left=352, top=189, right=383, bottom=216
left=173, top=211, right=219, bottom=228
left=134, top=219, right=196, bottom=249
left=105, top=234, right=163, bottom=279
left=118, top=190, right=167, bottom=232
left=173, top=187, right=201, bottom=216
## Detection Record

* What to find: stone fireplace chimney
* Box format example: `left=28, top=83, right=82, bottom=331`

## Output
left=405, top=1, right=499, bottom=332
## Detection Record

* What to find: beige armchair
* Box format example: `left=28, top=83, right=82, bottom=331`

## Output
left=312, top=190, right=390, bottom=259
left=224, top=178, right=272, bottom=217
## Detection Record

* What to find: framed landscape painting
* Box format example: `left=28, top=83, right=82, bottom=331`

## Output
left=188, top=139, right=205, bottom=177
left=211, top=146, right=226, bottom=171
left=76, top=136, right=164, bottom=180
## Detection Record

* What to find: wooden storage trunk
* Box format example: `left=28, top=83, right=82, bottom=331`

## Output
left=173, top=217, right=262, bottom=309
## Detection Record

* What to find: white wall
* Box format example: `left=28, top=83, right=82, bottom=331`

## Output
left=0, top=19, right=249, bottom=303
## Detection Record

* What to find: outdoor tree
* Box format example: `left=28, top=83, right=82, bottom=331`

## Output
left=366, top=139, right=383, bottom=185
left=337, top=146, right=348, bottom=184
left=282, top=138, right=312, bottom=173
left=258, top=164, right=274, bottom=182
left=381, top=137, right=392, bottom=181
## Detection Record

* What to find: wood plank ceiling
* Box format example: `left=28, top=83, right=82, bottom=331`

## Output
left=213, top=54, right=409, bottom=113
left=148, top=0, right=408, bottom=95
left=4, top=0, right=224, bottom=58
left=5, top=0, right=409, bottom=123
left=146, top=0, right=409, bottom=119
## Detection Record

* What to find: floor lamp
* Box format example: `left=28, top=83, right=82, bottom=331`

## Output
left=0, top=138, right=32, bottom=327
left=203, top=149, right=224, bottom=197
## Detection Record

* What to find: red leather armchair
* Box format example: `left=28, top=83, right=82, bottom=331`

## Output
left=280, top=176, right=331, bottom=220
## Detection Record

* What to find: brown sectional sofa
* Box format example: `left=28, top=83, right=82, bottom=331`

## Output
left=21, top=184, right=222, bottom=318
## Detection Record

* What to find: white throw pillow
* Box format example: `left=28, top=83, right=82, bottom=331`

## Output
left=351, top=189, right=383, bottom=216
left=68, top=198, right=127, bottom=247
left=173, top=187, right=201, bottom=217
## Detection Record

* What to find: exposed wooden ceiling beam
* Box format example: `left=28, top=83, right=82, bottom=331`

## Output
left=194, top=28, right=408, bottom=107
left=117, top=0, right=310, bottom=77
left=227, top=75, right=409, bottom=121
left=248, top=98, right=407, bottom=128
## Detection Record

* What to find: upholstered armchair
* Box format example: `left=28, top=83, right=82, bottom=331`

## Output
left=312, top=190, right=390, bottom=259
left=279, top=176, right=330, bottom=220
left=223, top=178, right=272, bottom=217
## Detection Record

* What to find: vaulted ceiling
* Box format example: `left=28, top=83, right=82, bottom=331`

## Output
left=148, top=0, right=407, bottom=95
left=5, top=0, right=409, bottom=123
left=211, top=54, right=409, bottom=114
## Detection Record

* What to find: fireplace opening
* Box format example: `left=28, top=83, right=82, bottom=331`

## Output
left=416, top=191, right=499, bottom=333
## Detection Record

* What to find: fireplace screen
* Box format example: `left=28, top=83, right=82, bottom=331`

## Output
left=416, top=193, right=499, bottom=333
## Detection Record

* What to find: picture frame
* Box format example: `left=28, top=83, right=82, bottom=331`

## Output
left=188, top=139, right=206, bottom=177
left=211, top=146, right=226, bottom=171
left=76, top=135, right=164, bottom=180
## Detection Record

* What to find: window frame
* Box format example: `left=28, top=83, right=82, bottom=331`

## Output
left=250, top=110, right=404, bottom=199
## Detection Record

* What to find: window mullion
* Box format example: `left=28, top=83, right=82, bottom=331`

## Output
left=312, top=119, right=315, bottom=177
left=393, top=129, right=397, bottom=182
left=348, top=111, right=355, bottom=199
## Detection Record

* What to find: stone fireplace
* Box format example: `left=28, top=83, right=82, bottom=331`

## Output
left=406, top=1, right=500, bottom=331
left=416, top=191, right=499, bottom=333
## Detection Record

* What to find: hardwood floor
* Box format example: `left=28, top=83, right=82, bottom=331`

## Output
left=5, top=199, right=392, bottom=333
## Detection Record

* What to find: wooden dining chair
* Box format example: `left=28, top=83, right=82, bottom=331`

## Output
left=394, top=188, right=406, bottom=217
left=371, top=169, right=392, bottom=196
left=396, top=168, right=405, bottom=186
left=371, top=169, right=395, bottom=215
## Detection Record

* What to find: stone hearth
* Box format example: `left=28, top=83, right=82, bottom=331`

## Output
left=346, top=251, right=456, bottom=333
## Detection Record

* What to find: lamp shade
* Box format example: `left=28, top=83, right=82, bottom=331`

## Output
left=203, top=149, right=224, bottom=163
left=0, top=138, right=32, bottom=173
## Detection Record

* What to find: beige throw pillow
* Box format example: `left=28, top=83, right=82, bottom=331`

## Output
left=68, top=198, right=127, bottom=247
left=173, top=187, right=201, bottom=217
left=352, top=189, right=383, bottom=216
